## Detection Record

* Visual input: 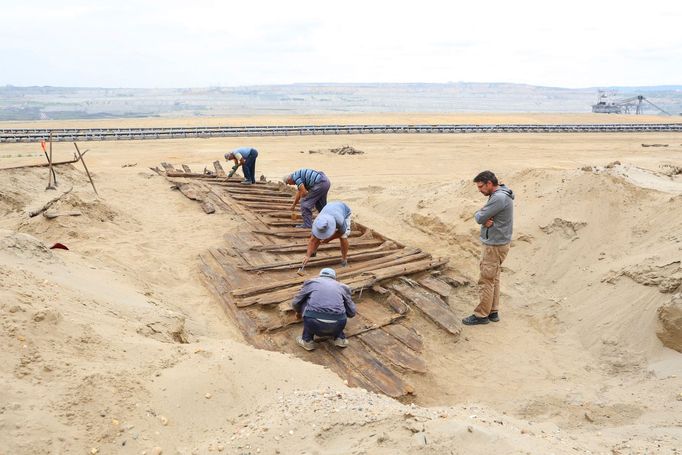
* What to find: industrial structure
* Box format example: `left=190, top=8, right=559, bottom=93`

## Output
left=592, top=90, right=671, bottom=115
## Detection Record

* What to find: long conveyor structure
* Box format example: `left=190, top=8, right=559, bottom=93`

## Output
left=2, top=123, right=682, bottom=143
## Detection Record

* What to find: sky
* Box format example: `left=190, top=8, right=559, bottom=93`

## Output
left=1, top=0, right=680, bottom=88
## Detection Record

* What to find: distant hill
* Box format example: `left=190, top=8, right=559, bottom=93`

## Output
left=1, top=83, right=680, bottom=121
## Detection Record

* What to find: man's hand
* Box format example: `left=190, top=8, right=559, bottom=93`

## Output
left=484, top=218, right=494, bottom=228
left=302, top=255, right=310, bottom=266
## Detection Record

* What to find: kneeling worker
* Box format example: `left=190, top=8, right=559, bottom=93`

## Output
left=283, top=168, right=331, bottom=228
left=291, top=268, right=356, bottom=351
left=225, top=147, right=258, bottom=184
left=302, top=201, right=351, bottom=268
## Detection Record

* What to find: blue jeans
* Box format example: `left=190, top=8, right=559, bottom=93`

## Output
left=302, top=316, right=347, bottom=342
left=300, top=174, right=331, bottom=228
left=243, top=149, right=258, bottom=183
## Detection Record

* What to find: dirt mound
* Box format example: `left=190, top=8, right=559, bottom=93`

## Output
left=0, top=230, right=55, bottom=261
left=657, top=293, right=682, bottom=352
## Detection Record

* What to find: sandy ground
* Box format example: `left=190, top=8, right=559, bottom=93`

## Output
left=1, top=113, right=681, bottom=454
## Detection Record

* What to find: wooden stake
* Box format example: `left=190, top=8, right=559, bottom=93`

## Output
left=46, top=132, right=56, bottom=190
left=73, top=142, right=98, bottom=196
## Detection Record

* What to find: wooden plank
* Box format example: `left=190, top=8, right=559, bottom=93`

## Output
left=213, top=160, right=226, bottom=177
left=389, top=282, right=461, bottom=339
left=182, top=164, right=192, bottom=173
left=418, top=276, right=452, bottom=299
left=200, top=201, right=216, bottom=214
left=385, top=293, right=409, bottom=315
left=232, top=249, right=421, bottom=297
left=176, top=182, right=204, bottom=201
left=383, top=324, right=423, bottom=353
left=234, top=257, right=447, bottom=307
left=238, top=248, right=393, bottom=273
left=250, top=238, right=384, bottom=253
left=358, top=329, right=427, bottom=373
left=337, top=344, right=414, bottom=398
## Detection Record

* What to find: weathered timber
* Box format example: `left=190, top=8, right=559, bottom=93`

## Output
left=0, top=156, right=80, bottom=170
left=235, top=257, right=447, bottom=307
left=385, top=293, right=410, bottom=315
left=176, top=182, right=204, bottom=201
left=28, top=186, right=73, bottom=217
left=200, top=201, right=216, bottom=214
left=383, top=324, right=423, bottom=352
left=213, top=161, right=226, bottom=177
left=418, top=276, right=452, bottom=299
left=237, top=248, right=393, bottom=274
left=250, top=238, right=384, bottom=253
left=358, top=329, right=427, bottom=373
left=232, top=249, right=422, bottom=297
left=389, top=282, right=461, bottom=338
left=182, top=164, right=192, bottom=173
left=43, top=210, right=82, bottom=219
left=336, top=344, right=414, bottom=398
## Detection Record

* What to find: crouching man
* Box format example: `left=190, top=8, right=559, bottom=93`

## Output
left=291, top=268, right=356, bottom=351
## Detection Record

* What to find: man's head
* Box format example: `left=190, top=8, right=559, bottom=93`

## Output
left=224, top=152, right=234, bottom=160
left=473, top=170, right=499, bottom=196
left=283, top=174, right=294, bottom=185
left=319, top=268, right=336, bottom=279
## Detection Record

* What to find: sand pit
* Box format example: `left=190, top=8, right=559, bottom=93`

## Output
left=1, top=114, right=681, bottom=454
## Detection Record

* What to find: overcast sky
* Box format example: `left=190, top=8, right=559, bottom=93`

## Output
left=1, top=0, right=680, bottom=88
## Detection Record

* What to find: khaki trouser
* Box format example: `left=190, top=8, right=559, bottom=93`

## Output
left=474, top=243, right=511, bottom=318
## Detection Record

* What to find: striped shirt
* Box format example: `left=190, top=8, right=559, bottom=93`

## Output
left=290, top=168, right=324, bottom=190
left=226, top=147, right=256, bottom=161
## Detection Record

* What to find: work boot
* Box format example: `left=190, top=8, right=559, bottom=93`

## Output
left=296, top=336, right=317, bottom=351
left=340, top=259, right=348, bottom=267
left=333, top=337, right=349, bottom=348
left=462, top=314, right=490, bottom=325
left=488, top=311, right=500, bottom=322
left=241, top=180, right=252, bottom=185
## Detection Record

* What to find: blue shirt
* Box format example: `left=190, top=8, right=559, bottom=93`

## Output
left=291, top=276, right=356, bottom=320
left=320, top=201, right=351, bottom=232
left=232, top=147, right=256, bottom=160
left=291, top=168, right=323, bottom=189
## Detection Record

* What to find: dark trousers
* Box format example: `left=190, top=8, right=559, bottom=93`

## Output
left=302, top=316, right=347, bottom=342
left=243, top=150, right=258, bottom=183
left=300, top=174, right=331, bottom=228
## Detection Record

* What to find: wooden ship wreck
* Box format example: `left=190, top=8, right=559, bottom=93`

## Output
left=154, top=161, right=466, bottom=399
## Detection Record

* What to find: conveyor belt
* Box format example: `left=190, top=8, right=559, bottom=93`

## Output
left=2, top=123, right=682, bottom=143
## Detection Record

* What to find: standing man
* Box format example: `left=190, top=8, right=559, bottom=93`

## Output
left=225, top=147, right=258, bottom=185
left=291, top=267, right=356, bottom=351
left=302, top=201, right=351, bottom=268
left=463, top=170, right=515, bottom=326
left=283, top=168, right=331, bottom=228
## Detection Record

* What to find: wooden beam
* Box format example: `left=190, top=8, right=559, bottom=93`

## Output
left=358, top=329, right=427, bottom=373
left=389, top=282, right=461, bottom=339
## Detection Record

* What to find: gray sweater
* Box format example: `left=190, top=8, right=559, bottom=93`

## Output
left=291, top=277, right=357, bottom=321
left=474, top=185, right=515, bottom=245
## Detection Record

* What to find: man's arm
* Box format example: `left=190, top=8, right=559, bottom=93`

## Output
left=226, top=158, right=242, bottom=178
left=291, top=281, right=311, bottom=314
left=341, top=285, right=356, bottom=318
left=291, top=185, right=307, bottom=210
left=302, top=236, right=321, bottom=265
left=474, top=194, right=506, bottom=224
